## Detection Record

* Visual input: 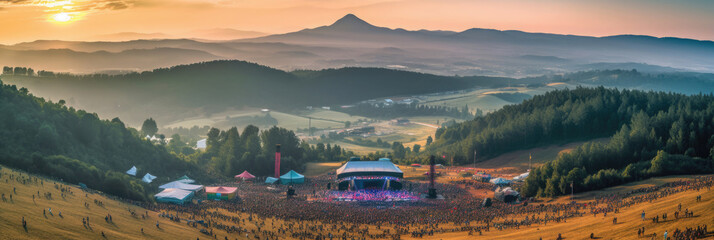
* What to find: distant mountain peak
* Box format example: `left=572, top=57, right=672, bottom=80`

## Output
left=329, top=14, right=374, bottom=29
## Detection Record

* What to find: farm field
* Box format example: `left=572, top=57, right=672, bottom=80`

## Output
left=420, top=84, right=575, bottom=113
left=303, top=162, right=343, bottom=176
left=164, top=108, right=359, bottom=131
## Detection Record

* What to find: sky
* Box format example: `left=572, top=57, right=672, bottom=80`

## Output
left=0, top=0, right=713, bottom=44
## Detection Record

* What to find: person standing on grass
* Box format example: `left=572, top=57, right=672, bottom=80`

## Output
left=642, top=210, right=646, bottom=221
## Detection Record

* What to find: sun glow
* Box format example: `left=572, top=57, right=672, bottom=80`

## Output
left=53, top=12, right=72, bottom=22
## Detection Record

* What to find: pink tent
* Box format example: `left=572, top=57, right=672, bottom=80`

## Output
left=205, top=186, right=238, bottom=200
left=205, top=186, right=238, bottom=194
left=234, top=171, right=256, bottom=180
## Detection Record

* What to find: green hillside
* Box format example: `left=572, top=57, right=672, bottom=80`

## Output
left=1, top=61, right=491, bottom=126
left=0, top=78, right=218, bottom=201
left=425, top=87, right=714, bottom=196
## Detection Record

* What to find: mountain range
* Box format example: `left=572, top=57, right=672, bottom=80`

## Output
left=1, top=14, right=713, bottom=76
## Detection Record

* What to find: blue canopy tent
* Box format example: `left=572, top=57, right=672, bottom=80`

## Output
left=265, top=177, right=279, bottom=184
left=280, top=170, right=305, bottom=185
left=154, top=188, right=194, bottom=204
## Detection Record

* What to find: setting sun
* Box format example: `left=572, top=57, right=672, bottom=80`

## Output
left=53, top=12, right=71, bottom=22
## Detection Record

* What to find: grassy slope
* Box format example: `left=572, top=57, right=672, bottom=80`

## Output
left=302, top=162, right=343, bottom=177
left=468, top=138, right=611, bottom=174
left=0, top=167, right=199, bottom=240
left=435, top=175, right=714, bottom=240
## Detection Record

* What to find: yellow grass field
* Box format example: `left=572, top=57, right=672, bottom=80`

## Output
left=303, top=162, right=343, bottom=176
left=469, top=138, right=610, bottom=174
left=0, top=167, right=201, bottom=240
left=2, top=165, right=711, bottom=240
left=433, top=175, right=714, bottom=240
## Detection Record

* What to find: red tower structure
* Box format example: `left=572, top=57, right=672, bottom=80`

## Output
left=427, top=155, right=437, bottom=198
left=275, top=144, right=281, bottom=178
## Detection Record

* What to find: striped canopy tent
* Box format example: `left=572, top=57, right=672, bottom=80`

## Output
left=280, top=170, right=305, bottom=185
left=155, top=188, right=194, bottom=204
left=205, top=186, right=238, bottom=200
left=234, top=171, right=256, bottom=181
left=159, top=181, right=204, bottom=192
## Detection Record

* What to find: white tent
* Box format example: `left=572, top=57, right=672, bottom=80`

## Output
left=126, top=166, right=137, bottom=176
left=196, top=139, right=207, bottom=149
left=512, top=172, right=530, bottom=181
left=490, top=177, right=511, bottom=185
left=159, top=181, right=204, bottom=192
left=142, top=173, right=157, bottom=183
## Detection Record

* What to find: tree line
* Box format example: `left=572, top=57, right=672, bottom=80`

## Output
left=334, top=102, right=475, bottom=119
left=0, top=78, right=216, bottom=201
left=422, top=86, right=713, bottom=196
left=521, top=93, right=714, bottom=196
left=194, top=125, right=354, bottom=177
left=0, top=77, right=355, bottom=201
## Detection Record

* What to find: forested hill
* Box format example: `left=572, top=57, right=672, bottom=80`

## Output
left=4, top=62, right=714, bottom=127
left=1, top=61, right=495, bottom=126
left=426, top=87, right=714, bottom=196
left=0, top=78, right=216, bottom=201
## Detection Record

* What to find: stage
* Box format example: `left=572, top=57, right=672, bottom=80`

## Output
left=322, top=190, right=420, bottom=202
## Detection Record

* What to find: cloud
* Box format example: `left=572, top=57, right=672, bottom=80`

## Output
left=0, top=0, right=134, bottom=12
left=0, top=0, right=30, bottom=3
left=97, top=1, right=131, bottom=10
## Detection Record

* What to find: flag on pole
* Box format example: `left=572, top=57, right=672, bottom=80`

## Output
left=529, top=154, right=532, bottom=160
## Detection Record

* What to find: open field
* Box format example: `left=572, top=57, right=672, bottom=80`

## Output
left=466, top=138, right=611, bottom=175
left=303, top=162, right=343, bottom=176
left=406, top=116, right=460, bottom=126
left=164, top=108, right=353, bottom=131
left=1, top=165, right=712, bottom=240
left=368, top=121, right=438, bottom=147
left=435, top=175, right=714, bottom=240
left=420, top=84, right=575, bottom=113
left=302, top=109, right=365, bottom=123
left=0, top=167, right=201, bottom=240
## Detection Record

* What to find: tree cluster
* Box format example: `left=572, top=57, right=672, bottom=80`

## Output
left=0, top=79, right=215, bottom=201
left=521, top=92, right=714, bottom=196
left=196, top=125, right=353, bottom=178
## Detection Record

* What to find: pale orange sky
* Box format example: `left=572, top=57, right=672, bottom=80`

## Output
left=0, top=0, right=713, bottom=44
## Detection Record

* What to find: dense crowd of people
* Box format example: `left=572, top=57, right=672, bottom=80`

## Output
left=142, top=174, right=712, bottom=240
left=2, top=166, right=712, bottom=240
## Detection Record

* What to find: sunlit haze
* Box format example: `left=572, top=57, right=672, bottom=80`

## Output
left=0, top=0, right=713, bottom=44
